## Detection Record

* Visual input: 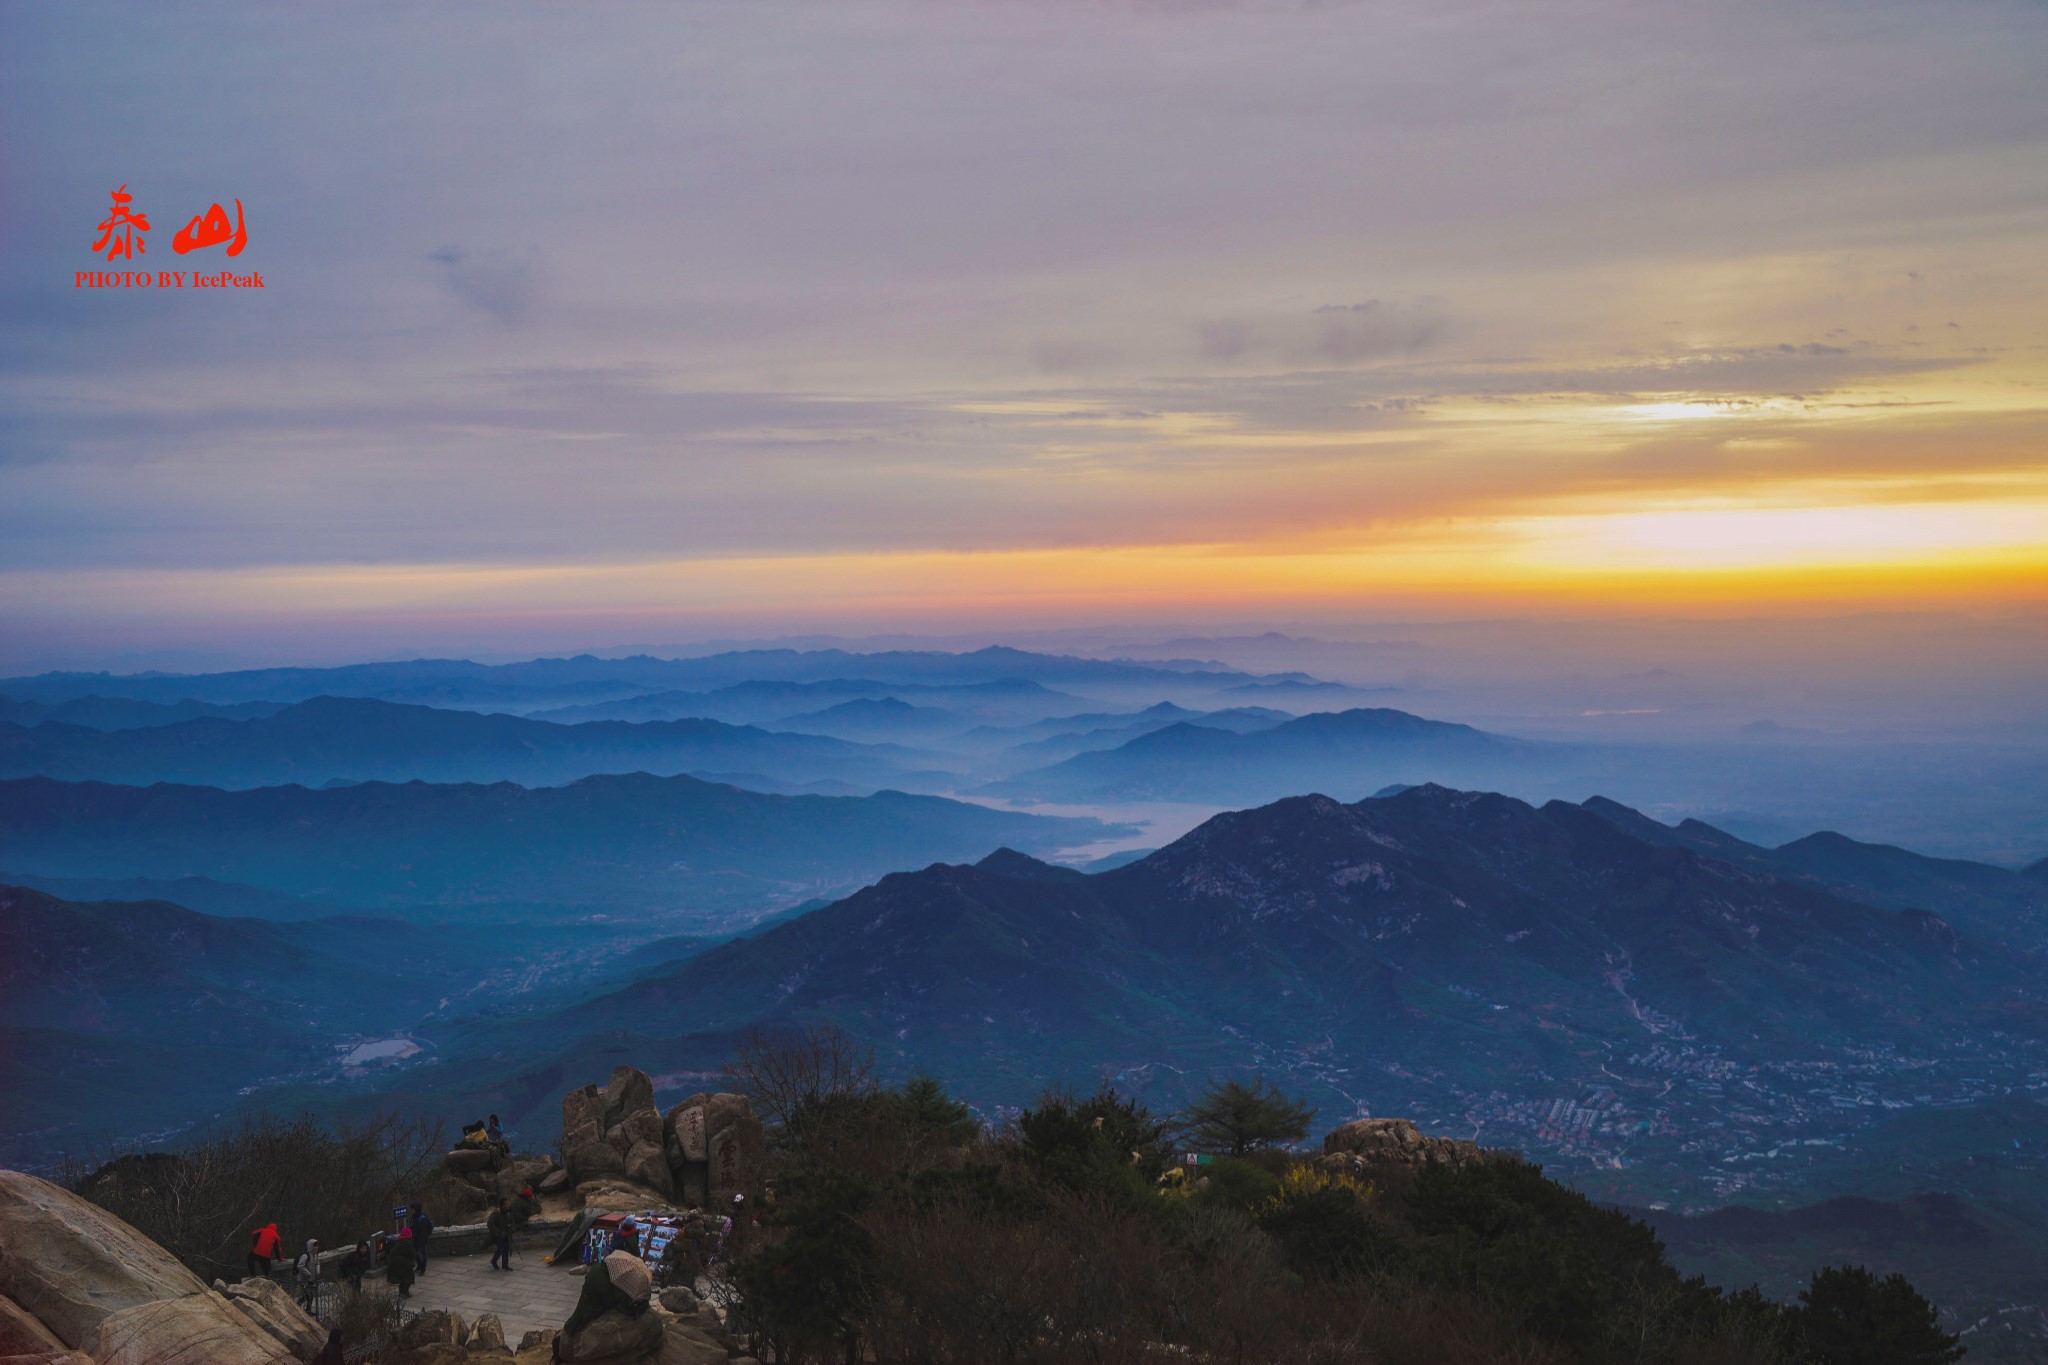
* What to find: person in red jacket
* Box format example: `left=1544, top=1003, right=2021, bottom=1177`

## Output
left=247, top=1222, right=283, bottom=1278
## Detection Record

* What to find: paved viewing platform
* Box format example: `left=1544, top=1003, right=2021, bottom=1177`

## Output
left=404, top=1250, right=587, bottom=1342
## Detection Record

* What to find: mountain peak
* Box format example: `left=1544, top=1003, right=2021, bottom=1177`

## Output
left=975, top=847, right=1088, bottom=881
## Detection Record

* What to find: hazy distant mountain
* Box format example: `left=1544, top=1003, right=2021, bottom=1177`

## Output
left=769, top=697, right=972, bottom=742
left=0, top=695, right=944, bottom=791
left=535, top=677, right=1088, bottom=726
left=480, top=784, right=2024, bottom=1111
left=0, top=772, right=1121, bottom=918
left=0, top=871, right=344, bottom=921
left=1216, top=679, right=1400, bottom=704
left=990, top=704, right=1293, bottom=769
left=0, top=646, right=1275, bottom=709
left=0, top=695, right=288, bottom=731
left=536, top=679, right=896, bottom=724
left=971, top=701, right=1289, bottom=746
left=984, top=707, right=1544, bottom=803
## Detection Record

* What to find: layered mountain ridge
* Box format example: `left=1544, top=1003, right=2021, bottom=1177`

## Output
left=456, top=784, right=2044, bottom=1129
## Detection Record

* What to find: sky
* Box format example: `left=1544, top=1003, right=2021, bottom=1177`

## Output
left=2, top=0, right=2046, bottom=669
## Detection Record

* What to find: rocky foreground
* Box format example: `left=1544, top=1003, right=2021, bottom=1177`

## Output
left=0, top=1168, right=326, bottom=1364
left=0, top=1070, right=1496, bottom=1365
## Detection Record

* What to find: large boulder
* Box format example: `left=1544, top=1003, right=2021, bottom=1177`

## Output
left=664, top=1093, right=762, bottom=1208
left=566, top=1139, right=628, bottom=1183
left=562, top=1087, right=610, bottom=1175
left=574, top=1179, right=673, bottom=1213
left=602, top=1067, right=657, bottom=1130
left=0, top=1292, right=65, bottom=1355
left=399, top=1308, right=466, bottom=1348
left=663, top=1105, right=707, bottom=1165
left=423, top=1172, right=495, bottom=1223
left=443, top=1147, right=499, bottom=1175
left=471, top=1312, right=507, bottom=1351
left=656, top=1320, right=729, bottom=1365
left=494, top=1155, right=558, bottom=1199
left=221, top=1277, right=325, bottom=1360
left=622, top=1142, right=672, bottom=1197
left=0, top=1171, right=209, bottom=1350
left=91, top=1293, right=295, bottom=1365
left=560, top=1308, right=663, bottom=1363
left=563, top=1069, right=671, bottom=1198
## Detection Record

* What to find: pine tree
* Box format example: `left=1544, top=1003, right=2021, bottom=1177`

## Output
left=1180, top=1075, right=1315, bottom=1156
left=1796, top=1264, right=1965, bottom=1365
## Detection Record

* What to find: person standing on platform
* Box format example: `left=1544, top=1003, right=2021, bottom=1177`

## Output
left=387, top=1229, right=415, bottom=1298
left=339, top=1240, right=370, bottom=1292
left=488, top=1198, right=513, bottom=1271
left=408, top=1202, right=434, bottom=1276
left=293, top=1239, right=322, bottom=1310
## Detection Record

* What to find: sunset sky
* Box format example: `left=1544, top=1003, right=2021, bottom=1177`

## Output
left=3, top=0, right=2046, bottom=667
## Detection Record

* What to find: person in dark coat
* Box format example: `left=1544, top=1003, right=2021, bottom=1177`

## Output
left=312, top=1328, right=345, bottom=1365
left=487, top=1198, right=513, bottom=1271
left=386, top=1228, right=415, bottom=1297
left=611, top=1216, right=640, bottom=1259
left=338, top=1240, right=370, bottom=1292
left=408, top=1202, right=434, bottom=1276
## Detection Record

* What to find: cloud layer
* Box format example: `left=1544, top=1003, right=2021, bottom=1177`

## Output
left=2, top=0, right=2045, bottom=662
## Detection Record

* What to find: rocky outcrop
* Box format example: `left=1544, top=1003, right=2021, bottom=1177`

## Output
left=563, top=1069, right=667, bottom=1197
left=1319, top=1118, right=1495, bottom=1172
left=92, top=1292, right=296, bottom=1365
left=557, top=1071, right=765, bottom=1213
left=0, top=1171, right=213, bottom=1351
left=221, top=1277, right=325, bottom=1360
